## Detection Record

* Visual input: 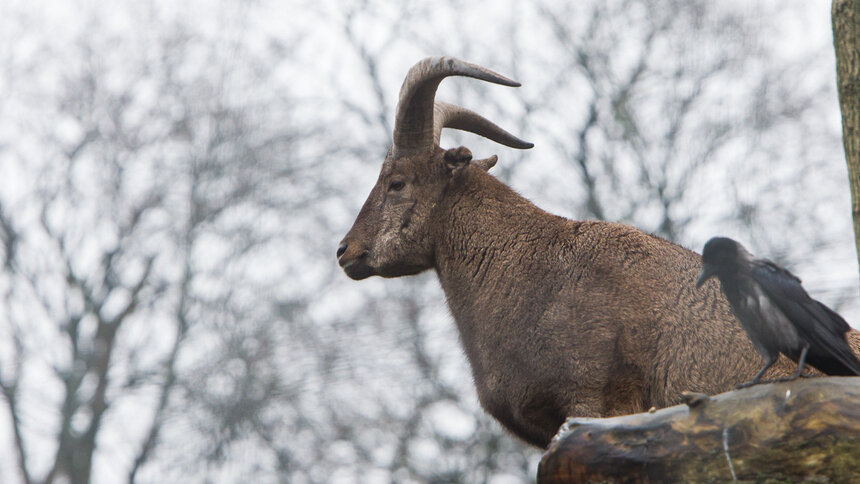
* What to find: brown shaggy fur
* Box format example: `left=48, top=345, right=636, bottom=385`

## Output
left=339, top=145, right=860, bottom=449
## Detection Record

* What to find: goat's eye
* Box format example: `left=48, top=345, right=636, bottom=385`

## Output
left=388, top=180, right=405, bottom=192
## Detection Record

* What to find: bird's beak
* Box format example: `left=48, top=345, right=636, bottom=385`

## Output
left=696, top=265, right=715, bottom=288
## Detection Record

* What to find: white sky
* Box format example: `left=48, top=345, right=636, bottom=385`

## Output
left=0, top=0, right=858, bottom=482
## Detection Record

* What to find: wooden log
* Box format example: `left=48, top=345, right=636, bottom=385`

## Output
left=537, top=377, right=860, bottom=483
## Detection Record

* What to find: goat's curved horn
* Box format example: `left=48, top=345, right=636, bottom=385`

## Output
left=433, top=102, right=534, bottom=149
left=392, top=56, right=532, bottom=157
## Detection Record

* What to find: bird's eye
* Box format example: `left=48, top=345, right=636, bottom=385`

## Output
left=389, top=181, right=405, bottom=192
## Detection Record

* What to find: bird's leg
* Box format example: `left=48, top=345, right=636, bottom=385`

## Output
left=773, top=345, right=811, bottom=382
left=794, top=344, right=811, bottom=378
left=736, top=356, right=778, bottom=389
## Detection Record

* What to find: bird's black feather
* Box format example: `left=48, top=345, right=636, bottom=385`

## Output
left=750, top=260, right=860, bottom=376
left=698, top=236, right=860, bottom=384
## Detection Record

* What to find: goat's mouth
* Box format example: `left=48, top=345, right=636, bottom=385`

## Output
left=340, top=257, right=375, bottom=280
left=343, top=262, right=375, bottom=280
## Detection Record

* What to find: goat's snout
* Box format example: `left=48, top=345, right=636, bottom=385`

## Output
left=337, top=241, right=367, bottom=265
left=337, top=239, right=373, bottom=279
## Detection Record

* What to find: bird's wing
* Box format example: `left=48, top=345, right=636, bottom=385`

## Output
left=750, top=259, right=860, bottom=376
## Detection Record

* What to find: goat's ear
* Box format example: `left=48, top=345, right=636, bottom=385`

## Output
left=473, top=155, right=497, bottom=172
left=444, top=146, right=472, bottom=174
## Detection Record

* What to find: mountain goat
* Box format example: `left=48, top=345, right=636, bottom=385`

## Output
left=336, top=56, right=860, bottom=447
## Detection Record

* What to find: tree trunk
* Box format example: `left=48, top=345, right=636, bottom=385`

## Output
left=833, top=0, right=860, bottom=273
left=537, top=377, right=860, bottom=483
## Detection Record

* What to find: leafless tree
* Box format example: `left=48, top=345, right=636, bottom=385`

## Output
left=0, top=0, right=850, bottom=483
left=0, top=2, right=315, bottom=483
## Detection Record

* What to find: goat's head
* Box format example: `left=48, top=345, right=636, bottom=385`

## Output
left=337, top=57, right=533, bottom=280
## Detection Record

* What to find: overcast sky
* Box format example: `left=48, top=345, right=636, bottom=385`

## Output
left=0, top=1, right=857, bottom=483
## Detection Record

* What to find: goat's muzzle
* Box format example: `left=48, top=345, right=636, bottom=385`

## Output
left=337, top=240, right=374, bottom=280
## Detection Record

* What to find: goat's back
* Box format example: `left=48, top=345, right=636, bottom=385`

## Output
left=553, top=221, right=799, bottom=407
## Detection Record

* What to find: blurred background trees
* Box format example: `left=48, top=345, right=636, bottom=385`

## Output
left=0, top=0, right=854, bottom=483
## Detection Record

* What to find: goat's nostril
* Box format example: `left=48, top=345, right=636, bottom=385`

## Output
left=337, top=243, right=347, bottom=258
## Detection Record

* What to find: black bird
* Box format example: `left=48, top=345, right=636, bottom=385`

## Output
left=696, top=236, right=860, bottom=387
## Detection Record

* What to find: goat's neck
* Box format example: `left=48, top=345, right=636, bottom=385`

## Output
left=433, top=169, right=566, bottom=355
